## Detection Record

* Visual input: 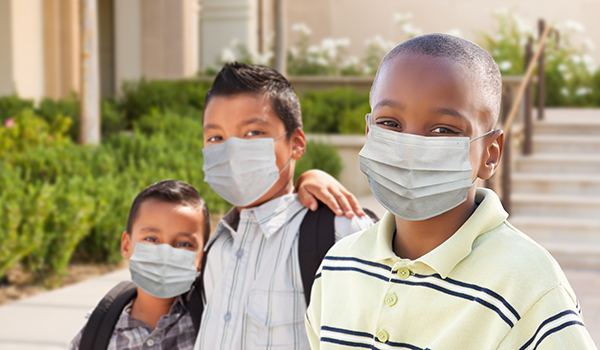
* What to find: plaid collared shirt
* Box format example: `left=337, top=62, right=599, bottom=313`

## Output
left=69, top=295, right=195, bottom=350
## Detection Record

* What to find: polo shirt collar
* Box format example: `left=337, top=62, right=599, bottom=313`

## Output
left=210, top=193, right=303, bottom=242
left=350, top=188, right=508, bottom=278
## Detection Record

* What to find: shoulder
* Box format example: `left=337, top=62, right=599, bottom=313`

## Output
left=329, top=221, right=380, bottom=256
left=461, top=221, right=574, bottom=310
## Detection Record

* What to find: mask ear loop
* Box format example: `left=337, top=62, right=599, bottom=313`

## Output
left=273, top=131, right=293, bottom=175
left=469, top=129, right=496, bottom=185
left=470, top=129, right=495, bottom=143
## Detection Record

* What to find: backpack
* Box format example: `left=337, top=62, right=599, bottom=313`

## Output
left=79, top=203, right=378, bottom=350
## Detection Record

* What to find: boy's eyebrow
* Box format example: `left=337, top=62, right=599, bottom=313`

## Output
left=242, top=118, right=270, bottom=126
left=429, top=107, right=470, bottom=124
left=203, top=123, right=220, bottom=130
left=140, top=227, right=161, bottom=233
left=372, top=99, right=406, bottom=111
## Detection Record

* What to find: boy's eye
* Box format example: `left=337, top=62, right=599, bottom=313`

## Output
left=431, top=127, right=459, bottom=135
left=245, top=130, right=264, bottom=137
left=375, top=119, right=402, bottom=131
left=176, top=241, right=193, bottom=248
left=143, top=237, right=159, bottom=243
left=207, top=135, right=223, bottom=143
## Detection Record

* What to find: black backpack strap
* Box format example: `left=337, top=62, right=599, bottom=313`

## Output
left=185, top=239, right=217, bottom=334
left=362, top=207, right=380, bottom=223
left=299, top=201, right=336, bottom=307
left=79, top=281, right=137, bottom=350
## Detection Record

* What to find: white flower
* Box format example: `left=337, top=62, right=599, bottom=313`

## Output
left=393, top=12, right=412, bottom=24
left=445, top=29, right=462, bottom=37
left=570, top=55, right=582, bottom=65
left=563, top=73, right=572, bottom=81
left=335, top=38, right=351, bottom=47
left=561, top=87, right=569, bottom=96
left=575, top=87, right=591, bottom=96
left=307, top=45, right=320, bottom=55
left=498, top=61, right=513, bottom=72
left=558, top=64, right=568, bottom=72
left=221, top=48, right=236, bottom=63
left=363, top=66, right=372, bottom=74
left=291, top=23, right=312, bottom=36
left=564, top=20, right=585, bottom=33
left=316, top=57, right=329, bottom=66
left=321, top=39, right=337, bottom=59
left=256, top=52, right=273, bottom=65
left=289, top=46, right=298, bottom=58
left=343, top=56, right=360, bottom=68
left=401, top=23, right=422, bottom=37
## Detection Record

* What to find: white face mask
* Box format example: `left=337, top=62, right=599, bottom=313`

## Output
left=129, top=243, right=199, bottom=299
left=202, top=133, right=291, bottom=207
left=359, top=119, right=493, bottom=221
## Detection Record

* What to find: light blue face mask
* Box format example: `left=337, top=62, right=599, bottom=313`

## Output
left=129, top=243, right=199, bottom=299
left=359, top=123, right=494, bottom=221
left=202, top=132, right=291, bottom=207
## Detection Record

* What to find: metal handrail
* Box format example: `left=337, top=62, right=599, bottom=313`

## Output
left=499, top=20, right=554, bottom=213
left=501, top=24, right=552, bottom=136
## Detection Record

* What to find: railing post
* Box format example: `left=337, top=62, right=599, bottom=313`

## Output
left=537, top=19, right=546, bottom=120
left=502, top=86, right=512, bottom=214
left=523, top=37, right=534, bottom=155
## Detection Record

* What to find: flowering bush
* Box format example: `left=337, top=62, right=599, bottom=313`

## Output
left=480, top=10, right=599, bottom=107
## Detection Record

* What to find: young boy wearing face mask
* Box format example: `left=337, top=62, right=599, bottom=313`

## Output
left=69, top=180, right=208, bottom=350
left=306, top=34, right=597, bottom=349
left=68, top=175, right=353, bottom=350
left=194, top=63, right=375, bottom=350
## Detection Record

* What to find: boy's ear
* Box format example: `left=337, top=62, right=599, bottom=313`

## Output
left=194, top=250, right=204, bottom=271
left=121, top=231, right=134, bottom=259
left=291, top=129, right=306, bottom=160
left=477, top=129, right=504, bottom=180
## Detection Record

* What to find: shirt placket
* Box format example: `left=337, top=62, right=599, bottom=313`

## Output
left=218, top=211, right=256, bottom=349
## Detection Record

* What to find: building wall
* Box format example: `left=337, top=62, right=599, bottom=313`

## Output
left=0, top=0, right=46, bottom=100
left=287, top=0, right=600, bottom=64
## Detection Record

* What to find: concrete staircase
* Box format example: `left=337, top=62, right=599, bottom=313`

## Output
left=509, top=109, right=600, bottom=269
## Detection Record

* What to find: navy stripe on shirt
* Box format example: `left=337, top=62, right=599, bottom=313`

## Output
left=519, top=310, right=585, bottom=350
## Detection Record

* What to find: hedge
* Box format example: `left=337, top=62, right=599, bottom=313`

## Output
left=0, top=81, right=348, bottom=284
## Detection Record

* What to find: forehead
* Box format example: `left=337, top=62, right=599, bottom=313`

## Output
left=371, top=54, right=487, bottom=127
left=203, top=93, right=283, bottom=127
left=133, top=199, right=204, bottom=234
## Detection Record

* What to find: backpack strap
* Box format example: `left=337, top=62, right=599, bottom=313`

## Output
left=79, top=281, right=137, bottom=350
left=299, top=201, right=336, bottom=307
left=185, top=239, right=217, bottom=334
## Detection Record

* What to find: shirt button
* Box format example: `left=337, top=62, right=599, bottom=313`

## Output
left=397, top=268, right=410, bottom=280
left=376, top=330, right=389, bottom=343
left=236, top=249, right=244, bottom=258
left=224, top=312, right=231, bottom=322
left=385, top=293, right=397, bottom=306
left=146, top=339, right=155, bottom=346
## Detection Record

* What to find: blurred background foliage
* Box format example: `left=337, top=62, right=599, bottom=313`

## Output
left=0, top=80, right=348, bottom=285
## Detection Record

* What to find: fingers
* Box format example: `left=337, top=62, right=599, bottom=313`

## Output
left=297, top=186, right=319, bottom=212
left=331, top=189, right=355, bottom=219
left=341, top=189, right=365, bottom=217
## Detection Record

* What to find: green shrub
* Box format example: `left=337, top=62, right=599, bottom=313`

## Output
left=0, top=95, right=35, bottom=124
left=301, top=88, right=370, bottom=134
left=294, top=140, right=343, bottom=183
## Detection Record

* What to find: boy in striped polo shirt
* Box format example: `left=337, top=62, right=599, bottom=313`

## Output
left=306, top=34, right=597, bottom=349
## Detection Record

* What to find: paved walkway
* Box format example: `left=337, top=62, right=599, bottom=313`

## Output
left=0, top=197, right=598, bottom=349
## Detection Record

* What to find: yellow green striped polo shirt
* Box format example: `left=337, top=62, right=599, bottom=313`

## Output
left=306, top=188, right=597, bottom=349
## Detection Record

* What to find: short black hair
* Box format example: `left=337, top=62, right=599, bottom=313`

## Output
left=203, top=62, right=302, bottom=135
left=373, top=33, right=502, bottom=128
left=126, top=180, right=210, bottom=245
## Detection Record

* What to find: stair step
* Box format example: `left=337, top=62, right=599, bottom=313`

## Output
left=509, top=216, right=600, bottom=242
left=534, top=120, right=600, bottom=136
left=533, top=135, right=600, bottom=155
left=514, top=154, right=600, bottom=175
left=533, top=240, right=600, bottom=269
left=512, top=174, right=600, bottom=197
left=511, top=194, right=600, bottom=220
